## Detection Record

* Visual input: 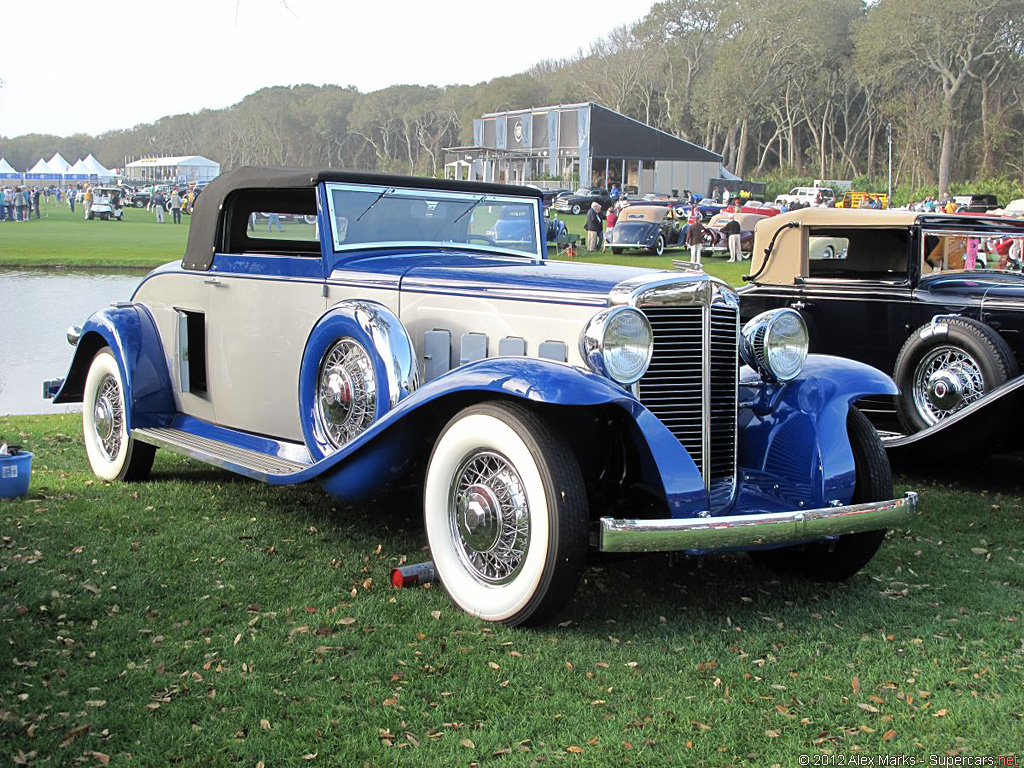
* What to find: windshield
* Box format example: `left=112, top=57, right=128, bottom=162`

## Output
left=326, top=182, right=542, bottom=258
left=574, top=188, right=589, bottom=196
left=922, top=227, right=1024, bottom=274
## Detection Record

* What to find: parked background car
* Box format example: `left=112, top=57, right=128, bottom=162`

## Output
left=702, top=211, right=757, bottom=256
left=739, top=207, right=1024, bottom=454
left=45, top=168, right=915, bottom=627
left=606, top=203, right=685, bottom=255
left=552, top=186, right=613, bottom=215
left=775, top=186, right=835, bottom=207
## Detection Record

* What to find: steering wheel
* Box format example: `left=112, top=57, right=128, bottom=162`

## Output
left=466, top=234, right=497, bottom=246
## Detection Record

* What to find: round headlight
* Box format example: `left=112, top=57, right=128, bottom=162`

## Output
left=741, top=308, right=808, bottom=382
left=580, top=306, right=654, bottom=385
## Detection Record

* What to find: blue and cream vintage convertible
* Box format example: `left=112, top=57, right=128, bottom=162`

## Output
left=44, top=168, right=916, bottom=626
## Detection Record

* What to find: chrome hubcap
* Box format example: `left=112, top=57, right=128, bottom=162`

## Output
left=316, top=339, right=376, bottom=449
left=912, top=346, right=984, bottom=425
left=449, top=451, right=530, bottom=585
left=93, top=374, right=123, bottom=460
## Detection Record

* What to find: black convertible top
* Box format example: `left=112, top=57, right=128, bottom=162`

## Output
left=182, top=166, right=544, bottom=270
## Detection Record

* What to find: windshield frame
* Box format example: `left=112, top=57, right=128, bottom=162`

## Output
left=324, top=181, right=544, bottom=260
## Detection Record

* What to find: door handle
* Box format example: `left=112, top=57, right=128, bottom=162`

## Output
left=790, top=300, right=811, bottom=311
left=203, top=277, right=225, bottom=286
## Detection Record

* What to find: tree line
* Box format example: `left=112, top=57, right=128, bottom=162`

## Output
left=2, top=0, right=1022, bottom=198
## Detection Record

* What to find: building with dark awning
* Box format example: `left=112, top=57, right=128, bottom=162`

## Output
left=445, top=102, right=726, bottom=197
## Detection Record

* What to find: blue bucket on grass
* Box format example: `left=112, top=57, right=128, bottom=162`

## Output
left=0, top=451, right=33, bottom=499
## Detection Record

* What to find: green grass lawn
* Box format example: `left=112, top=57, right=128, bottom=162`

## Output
left=0, top=205, right=750, bottom=286
left=0, top=201, right=190, bottom=269
left=2, top=415, right=1022, bottom=765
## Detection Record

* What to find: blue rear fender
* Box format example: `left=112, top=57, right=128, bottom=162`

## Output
left=735, top=354, right=898, bottom=514
left=52, top=305, right=175, bottom=430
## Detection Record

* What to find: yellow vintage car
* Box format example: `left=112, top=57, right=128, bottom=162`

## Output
left=835, top=191, right=888, bottom=209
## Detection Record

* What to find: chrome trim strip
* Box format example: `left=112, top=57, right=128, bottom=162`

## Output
left=881, top=372, right=1024, bottom=448
left=701, top=302, right=710, bottom=484
left=599, top=492, right=917, bottom=553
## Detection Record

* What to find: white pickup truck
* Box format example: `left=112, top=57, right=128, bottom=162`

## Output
left=774, top=186, right=835, bottom=207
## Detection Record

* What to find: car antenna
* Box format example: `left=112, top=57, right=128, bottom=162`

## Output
left=356, top=187, right=394, bottom=222
left=743, top=222, right=799, bottom=283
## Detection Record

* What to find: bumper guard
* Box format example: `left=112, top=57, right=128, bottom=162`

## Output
left=599, top=492, right=917, bottom=553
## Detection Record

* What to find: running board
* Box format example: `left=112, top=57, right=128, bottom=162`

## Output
left=132, top=427, right=308, bottom=481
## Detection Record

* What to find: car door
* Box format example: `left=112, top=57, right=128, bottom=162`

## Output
left=794, top=226, right=914, bottom=373
left=204, top=194, right=328, bottom=442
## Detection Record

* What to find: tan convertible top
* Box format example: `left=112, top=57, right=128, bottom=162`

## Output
left=708, top=212, right=764, bottom=230
left=750, top=209, right=921, bottom=284
left=618, top=205, right=672, bottom=223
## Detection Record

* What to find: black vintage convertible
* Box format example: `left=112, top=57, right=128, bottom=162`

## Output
left=606, top=204, right=686, bottom=255
left=552, top=186, right=614, bottom=215
left=738, top=207, right=1024, bottom=455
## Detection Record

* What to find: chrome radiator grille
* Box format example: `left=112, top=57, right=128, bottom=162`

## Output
left=636, top=302, right=739, bottom=512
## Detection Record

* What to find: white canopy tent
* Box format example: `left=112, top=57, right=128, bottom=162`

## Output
left=81, top=154, right=116, bottom=181
left=47, top=152, right=72, bottom=174
left=0, top=157, right=21, bottom=179
left=27, top=158, right=57, bottom=176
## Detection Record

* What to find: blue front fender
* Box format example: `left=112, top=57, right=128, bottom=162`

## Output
left=734, top=354, right=898, bottom=514
left=52, top=305, right=175, bottom=430
left=297, top=358, right=707, bottom=510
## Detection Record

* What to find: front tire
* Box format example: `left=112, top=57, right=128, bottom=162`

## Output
left=894, top=318, right=1018, bottom=432
left=424, top=402, right=588, bottom=626
left=82, top=348, right=155, bottom=481
left=748, top=408, right=891, bottom=581
left=611, top=247, right=624, bottom=255
left=571, top=203, right=582, bottom=215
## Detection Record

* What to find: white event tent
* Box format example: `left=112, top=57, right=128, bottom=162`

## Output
left=81, top=153, right=116, bottom=181
left=0, top=157, right=21, bottom=179
left=26, top=158, right=58, bottom=179
left=47, top=152, right=72, bottom=174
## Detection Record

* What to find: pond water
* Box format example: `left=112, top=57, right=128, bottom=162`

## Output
left=0, top=269, right=143, bottom=415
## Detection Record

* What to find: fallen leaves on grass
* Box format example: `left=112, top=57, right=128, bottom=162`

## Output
left=60, top=723, right=91, bottom=747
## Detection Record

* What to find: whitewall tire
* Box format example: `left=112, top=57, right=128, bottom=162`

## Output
left=82, top=347, right=155, bottom=481
left=424, top=402, right=588, bottom=626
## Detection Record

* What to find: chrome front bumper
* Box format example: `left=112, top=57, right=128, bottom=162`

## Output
left=599, top=492, right=917, bottom=553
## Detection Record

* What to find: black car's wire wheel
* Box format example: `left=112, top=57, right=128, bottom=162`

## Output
left=893, top=318, right=1018, bottom=432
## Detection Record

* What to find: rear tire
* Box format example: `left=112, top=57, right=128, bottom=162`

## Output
left=652, top=235, right=665, bottom=256
left=748, top=408, right=891, bottom=580
left=893, top=318, right=1017, bottom=433
left=82, top=347, right=155, bottom=482
left=424, top=402, right=588, bottom=626
left=611, top=247, right=623, bottom=255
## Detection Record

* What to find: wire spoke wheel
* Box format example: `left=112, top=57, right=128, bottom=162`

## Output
left=911, top=345, right=984, bottom=425
left=449, top=450, right=530, bottom=585
left=316, top=339, right=376, bottom=449
left=92, top=373, right=124, bottom=460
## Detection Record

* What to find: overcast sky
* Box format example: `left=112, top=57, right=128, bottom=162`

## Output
left=0, top=0, right=657, bottom=138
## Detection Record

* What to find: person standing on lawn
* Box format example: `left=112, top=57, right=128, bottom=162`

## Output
left=170, top=189, right=182, bottom=224
left=83, top=185, right=93, bottom=220
left=686, top=213, right=705, bottom=263
left=33, top=188, right=41, bottom=219
left=584, top=201, right=604, bottom=252
left=152, top=189, right=166, bottom=223
left=722, top=214, right=742, bottom=262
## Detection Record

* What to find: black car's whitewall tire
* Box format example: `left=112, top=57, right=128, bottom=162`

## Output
left=894, top=318, right=1018, bottom=432
left=571, top=203, right=582, bottom=215
left=424, top=402, right=588, bottom=626
left=82, top=347, right=155, bottom=482
left=653, top=235, right=665, bottom=256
